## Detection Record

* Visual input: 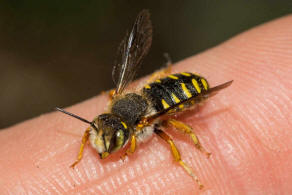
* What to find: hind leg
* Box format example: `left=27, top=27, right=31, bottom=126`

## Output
left=146, top=53, right=172, bottom=83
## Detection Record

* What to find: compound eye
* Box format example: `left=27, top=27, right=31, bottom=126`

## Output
left=109, top=129, right=125, bottom=153
left=115, top=129, right=125, bottom=148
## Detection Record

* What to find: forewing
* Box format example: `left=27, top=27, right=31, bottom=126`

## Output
left=112, top=10, right=152, bottom=95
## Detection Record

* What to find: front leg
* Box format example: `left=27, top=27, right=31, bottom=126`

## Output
left=127, top=134, right=137, bottom=154
left=121, top=135, right=137, bottom=160
left=70, top=127, right=90, bottom=168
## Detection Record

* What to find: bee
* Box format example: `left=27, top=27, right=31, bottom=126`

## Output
left=56, top=10, right=232, bottom=189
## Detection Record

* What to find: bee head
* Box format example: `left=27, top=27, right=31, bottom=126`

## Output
left=89, top=113, right=130, bottom=159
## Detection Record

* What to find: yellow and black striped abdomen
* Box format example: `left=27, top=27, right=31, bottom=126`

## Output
left=142, top=72, right=209, bottom=112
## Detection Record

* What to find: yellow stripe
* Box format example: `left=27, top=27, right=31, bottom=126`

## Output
left=144, top=84, right=151, bottom=89
left=192, top=79, right=201, bottom=93
left=193, top=72, right=200, bottom=77
left=168, top=75, right=179, bottom=80
left=181, top=72, right=191, bottom=76
left=155, top=79, right=161, bottom=83
left=171, top=93, right=180, bottom=103
left=201, top=78, right=208, bottom=90
left=161, top=99, right=170, bottom=109
left=179, top=104, right=184, bottom=109
left=181, top=83, right=192, bottom=98
left=121, top=121, right=127, bottom=129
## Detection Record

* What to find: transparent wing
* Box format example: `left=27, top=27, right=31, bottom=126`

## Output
left=112, top=10, right=152, bottom=95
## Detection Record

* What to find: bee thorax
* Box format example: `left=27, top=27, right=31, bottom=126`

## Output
left=136, top=124, right=155, bottom=143
left=111, top=93, right=148, bottom=126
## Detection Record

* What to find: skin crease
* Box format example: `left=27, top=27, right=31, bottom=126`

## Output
left=0, top=15, right=292, bottom=195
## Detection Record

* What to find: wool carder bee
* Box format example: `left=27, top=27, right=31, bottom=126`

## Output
left=56, top=10, right=232, bottom=189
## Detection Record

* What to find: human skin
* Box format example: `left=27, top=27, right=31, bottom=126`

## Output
left=1, top=15, right=292, bottom=195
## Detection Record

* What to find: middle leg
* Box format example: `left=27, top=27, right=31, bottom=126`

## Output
left=154, top=128, right=204, bottom=189
left=163, top=119, right=211, bottom=158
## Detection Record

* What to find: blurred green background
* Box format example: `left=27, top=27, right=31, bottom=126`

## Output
left=0, top=1, right=291, bottom=128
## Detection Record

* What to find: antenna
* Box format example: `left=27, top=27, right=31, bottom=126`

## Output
left=55, top=107, right=92, bottom=125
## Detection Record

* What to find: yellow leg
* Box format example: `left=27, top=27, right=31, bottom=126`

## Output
left=108, top=89, right=115, bottom=100
left=165, top=119, right=211, bottom=158
left=127, top=134, right=137, bottom=154
left=154, top=128, right=204, bottom=189
left=121, top=135, right=137, bottom=160
left=70, top=127, right=90, bottom=168
left=101, top=89, right=115, bottom=101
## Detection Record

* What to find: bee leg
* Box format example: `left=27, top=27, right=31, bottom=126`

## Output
left=108, top=89, right=115, bottom=100
left=146, top=67, right=172, bottom=83
left=154, top=128, right=204, bottom=189
left=163, top=52, right=172, bottom=66
left=101, top=89, right=116, bottom=102
left=164, top=119, right=211, bottom=158
left=146, top=53, right=172, bottom=83
left=121, top=135, right=137, bottom=160
left=70, top=127, right=90, bottom=168
left=127, top=134, right=137, bottom=154
left=101, top=89, right=115, bottom=100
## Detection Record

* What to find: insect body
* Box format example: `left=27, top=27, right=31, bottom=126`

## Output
left=56, top=10, right=232, bottom=189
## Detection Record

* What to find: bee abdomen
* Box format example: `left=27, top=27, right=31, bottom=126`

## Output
left=142, top=72, right=209, bottom=112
